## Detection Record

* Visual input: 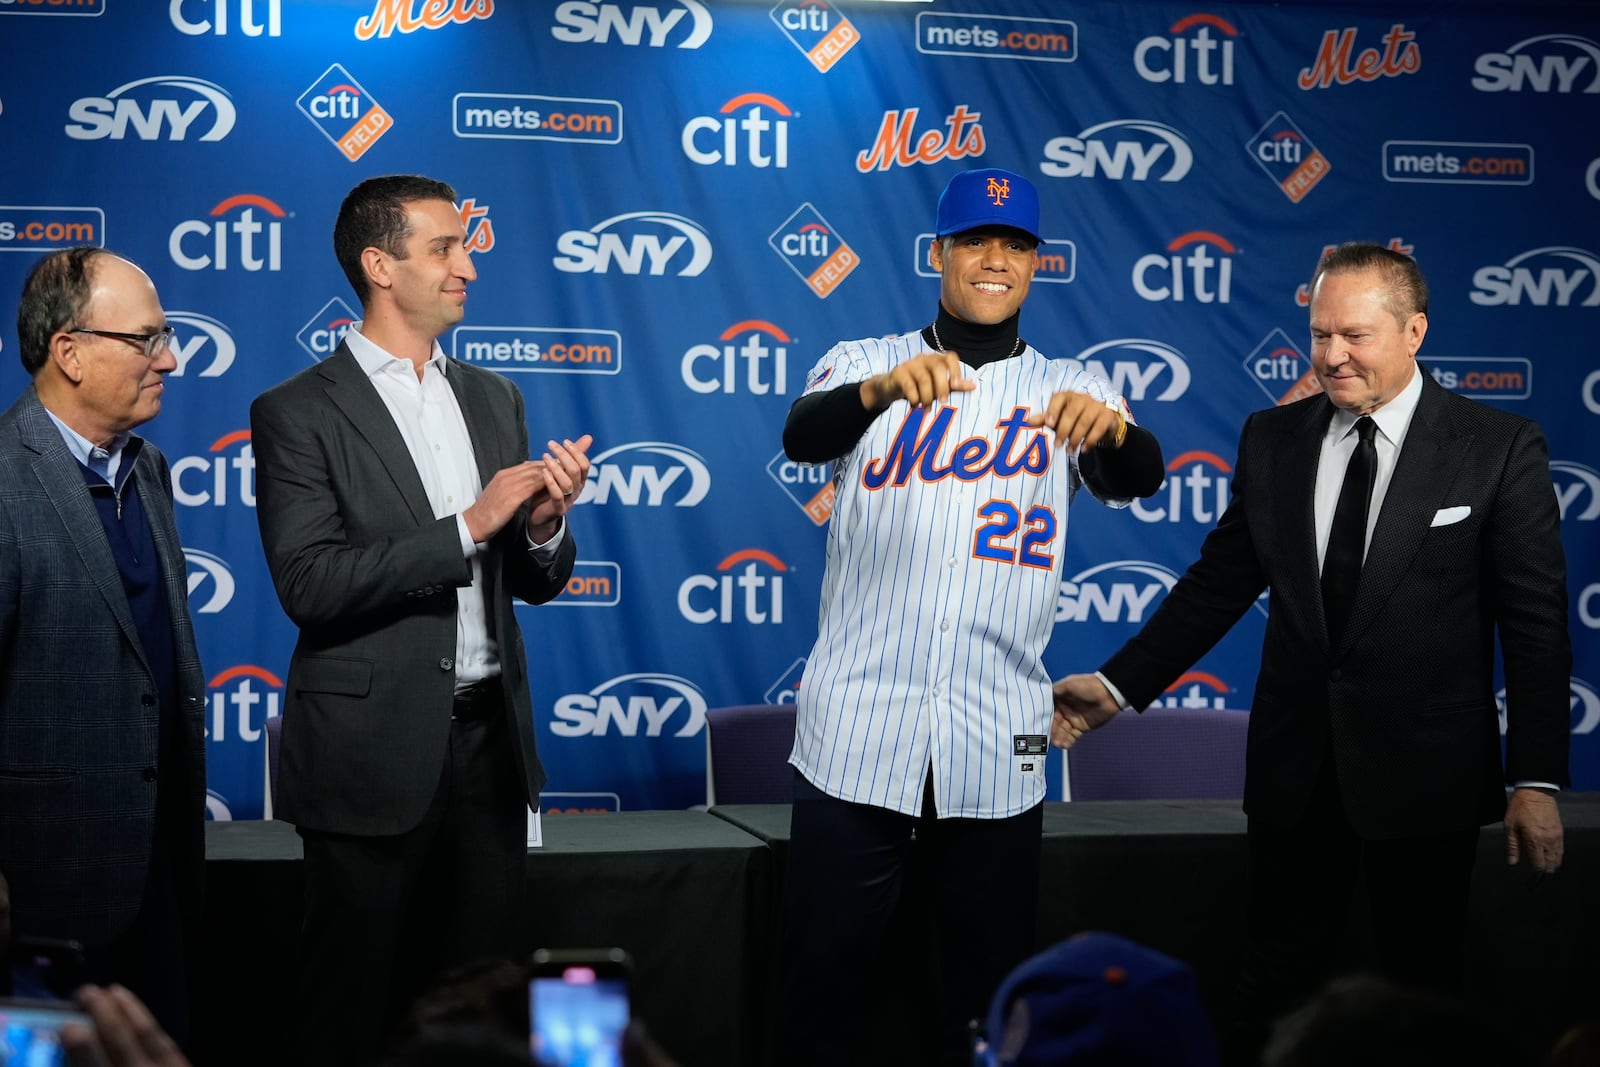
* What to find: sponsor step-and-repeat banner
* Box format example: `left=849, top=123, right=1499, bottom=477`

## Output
left=0, top=0, right=1597, bottom=819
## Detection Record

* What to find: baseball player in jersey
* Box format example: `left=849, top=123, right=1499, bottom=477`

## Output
left=779, top=168, right=1165, bottom=1067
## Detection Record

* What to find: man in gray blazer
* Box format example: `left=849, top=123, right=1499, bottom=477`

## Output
left=1053, top=243, right=1570, bottom=1065
left=0, top=248, right=207, bottom=1040
left=251, top=174, right=590, bottom=1066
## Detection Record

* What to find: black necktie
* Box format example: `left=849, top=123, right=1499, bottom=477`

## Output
left=1322, top=416, right=1377, bottom=649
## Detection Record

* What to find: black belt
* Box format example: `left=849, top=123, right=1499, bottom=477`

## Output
left=451, top=678, right=504, bottom=723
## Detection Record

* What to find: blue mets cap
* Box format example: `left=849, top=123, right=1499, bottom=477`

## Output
left=936, top=168, right=1041, bottom=243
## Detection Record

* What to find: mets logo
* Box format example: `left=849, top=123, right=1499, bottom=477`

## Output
left=987, top=176, right=1011, bottom=205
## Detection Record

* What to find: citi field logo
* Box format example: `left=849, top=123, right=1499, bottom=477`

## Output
left=0, top=0, right=103, bottom=14
left=1133, top=231, right=1235, bottom=304
left=296, top=64, right=392, bottom=162
left=1056, top=560, right=1181, bottom=624
left=678, top=548, right=787, bottom=624
left=452, top=326, right=620, bottom=375
left=167, top=312, right=236, bottom=377
left=1297, top=238, right=1412, bottom=306
left=65, top=76, right=235, bottom=142
left=551, top=561, right=621, bottom=606
left=1063, top=339, right=1191, bottom=403
left=765, top=658, right=806, bottom=704
left=1298, top=23, right=1420, bottom=89
left=172, top=0, right=281, bottom=36
left=553, top=212, right=711, bottom=276
left=1499, top=678, right=1600, bottom=734
left=916, top=234, right=1075, bottom=285
left=683, top=93, right=792, bottom=168
left=856, top=105, right=983, bottom=172
left=1473, top=34, right=1600, bottom=93
left=769, top=204, right=857, bottom=298
left=552, top=0, right=711, bottom=48
left=771, top=0, right=857, bottom=72
left=1552, top=460, right=1600, bottom=522
left=356, top=0, right=493, bottom=39
left=0, top=207, right=104, bottom=252
left=768, top=451, right=834, bottom=526
left=206, top=665, right=281, bottom=743
left=460, top=198, right=494, bottom=252
left=173, top=429, right=255, bottom=509
left=682, top=320, right=790, bottom=395
left=1152, top=670, right=1235, bottom=710
left=1130, top=450, right=1232, bottom=525
left=917, top=13, right=1075, bottom=63
left=1135, top=13, right=1237, bottom=84
left=1469, top=247, right=1600, bottom=307
left=296, top=297, right=358, bottom=361
left=1243, top=329, right=1320, bottom=406
left=170, top=194, right=284, bottom=272
left=184, top=549, right=236, bottom=614
left=1247, top=112, right=1330, bottom=203
left=1426, top=358, right=1531, bottom=400
left=1041, top=120, right=1193, bottom=182
left=579, top=441, right=710, bottom=507
left=550, top=672, right=708, bottom=738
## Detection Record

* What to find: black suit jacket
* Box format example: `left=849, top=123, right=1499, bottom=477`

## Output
left=250, top=345, right=575, bottom=836
left=1102, top=370, right=1570, bottom=839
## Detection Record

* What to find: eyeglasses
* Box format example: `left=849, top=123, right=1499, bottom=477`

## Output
left=70, top=325, right=177, bottom=360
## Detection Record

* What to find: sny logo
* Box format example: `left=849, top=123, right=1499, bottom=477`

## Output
left=553, top=211, right=711, bottom=276
left=769, top=204, right=857, bottom=298
left=65, top=76, right=235, bottom=142
left=580, top=441, right=711, bottom=507
left=1041, top=119, right=1192, bottom=182
left=1473, top=34, right=1600, bottom=94
left=166, top=312, right=236, bottom=377
left=551, top=673, right=708, bottom=737
left=297, top=64, right=393, bottom=162
left=552, top=1, right=711, bottom=48
left=1470, top=246, right=1600, bottom=307
left=184, top=548, right=235, bottom=613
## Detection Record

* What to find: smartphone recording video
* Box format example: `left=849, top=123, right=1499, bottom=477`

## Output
left=528, top=947, right=632, bottom=1067
left=0, top=999, right=92, bottom=1067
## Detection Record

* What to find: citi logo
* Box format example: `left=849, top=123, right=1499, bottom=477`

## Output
left=1135, top=13, right=1237, bottom=85
left=550, top=672, right=708, bottom=737
left=1152, top=670, right=1234, bottom=710
left=170, top=194, right=284, bottom=272
left=296, top=297, right=358, bottom=361
left=552, top=0, right=711, bottom=48
left=683, top=93, right=791, bottom=168
left=1056, top=560, right=1180, bottom=624
left=579, top=441, right=710, bottom=507
left=206, top=665, right=281, bottom=743
left=1130, top=450, right=1232, bottom=525
left=1041, top=119, right=1192, bottom=182
left=769, top=203, right=857, bottom=298
left=770, top=0, right=857, bottom=72
left=681, top=320, right=789, bottom=395
left=1552, top=460, right=1600, bottom=521
left=1473, top=34, right=1600, bottom=93
left=678, top=548, right=788, bottom=624
left=1134, top=231, right=1235, bottom=303
left=184, top=548, right=236, bottom=614
left=1063, top=339, right=1191, bottom=403
left=1470, top=246, right=1600, bottom=307
left=173, top=429, right=256, bottom=509
left=1243, top=329, right=1321, bottom=406
left=1298, top=23, right=1420, bottom=90
left=65, top=76, right=235, bottom=142
left=553, top=211, right=711, bottom=276
left=356, top=0, right=493, bottom=40
left=166, top=312, right=236, bottom=377
left=856, top=105, right=983, bottom=172
left=171, top=0, right=281, bottom=36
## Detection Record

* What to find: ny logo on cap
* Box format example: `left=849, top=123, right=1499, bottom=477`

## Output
left=986, top=177, right=1011, bottom=207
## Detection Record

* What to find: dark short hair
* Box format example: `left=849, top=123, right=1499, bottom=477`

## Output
left=15, top=245, right=113, bottom=375
left=333, top=174, right=458, bottom=305
left=1309, top=242, right=1429, bottom=324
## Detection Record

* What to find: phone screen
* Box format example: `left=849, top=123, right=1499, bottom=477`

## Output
left=0, top=1000, right=92, bottom=1067
left=6, top=940, right=85, bottom=1002
left=528, top=963, right=629, bottom=1067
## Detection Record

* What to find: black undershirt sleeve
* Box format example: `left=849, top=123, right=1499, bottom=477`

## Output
left=782, top=385, right=877, bottom=463
left=1080, top=423, right=1165, bottom=499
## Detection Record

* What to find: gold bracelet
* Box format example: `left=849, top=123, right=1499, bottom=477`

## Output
left=1097, top=407, right=1128, bottom=449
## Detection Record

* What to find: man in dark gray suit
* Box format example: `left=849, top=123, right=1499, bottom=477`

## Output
left=0, top=247, right=207, bottom=1039
left=1053, top=243, right=1570, bottom=1065
left=251, top=175, right=590, bottom=1066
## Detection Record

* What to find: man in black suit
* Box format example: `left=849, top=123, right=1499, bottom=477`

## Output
left=252, top=175, right=591, bottom=1066
left=1052, top=243, right=1570, bottom=1064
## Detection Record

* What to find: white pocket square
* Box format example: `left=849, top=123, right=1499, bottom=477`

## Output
left=1431, top=505, right=1471, bottom=527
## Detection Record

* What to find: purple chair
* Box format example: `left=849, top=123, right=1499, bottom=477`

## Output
left=704, top=704, right=798, bottom=806
left=1064, top=707, right=1249, bottom=801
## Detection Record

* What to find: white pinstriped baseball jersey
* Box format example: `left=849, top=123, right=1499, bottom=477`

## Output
left=791, top=330, right=1132, bottom=819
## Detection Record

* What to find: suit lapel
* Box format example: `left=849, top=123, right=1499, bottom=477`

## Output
left=1269, top=398, right=1335, bottom=644
left=1342, top=372, right=1469, bottom=648
left=319, top=345, right=436, bottom=527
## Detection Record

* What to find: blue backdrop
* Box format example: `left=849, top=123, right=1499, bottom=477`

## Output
left=1, top=0, right=1597, bottom=819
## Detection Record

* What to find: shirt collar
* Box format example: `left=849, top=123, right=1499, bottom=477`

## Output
left=345, top=320, right=448, bottom=379
left=1328, top=360, right=1423, bottom=446
left=41, top=405, right=130, bottom=470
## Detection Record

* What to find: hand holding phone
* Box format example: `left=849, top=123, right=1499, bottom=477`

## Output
left=528, top=948, right=632, bottom=1067
left=0, top=998, right=93, bottom=1067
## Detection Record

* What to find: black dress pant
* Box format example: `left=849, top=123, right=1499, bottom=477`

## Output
left=783, top=768, right=1044, bottom=1067
left=292, top=707, right=529, bottom=1067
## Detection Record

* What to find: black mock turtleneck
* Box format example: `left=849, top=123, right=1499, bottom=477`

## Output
left=920, top=305, right=1023, bottom=369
